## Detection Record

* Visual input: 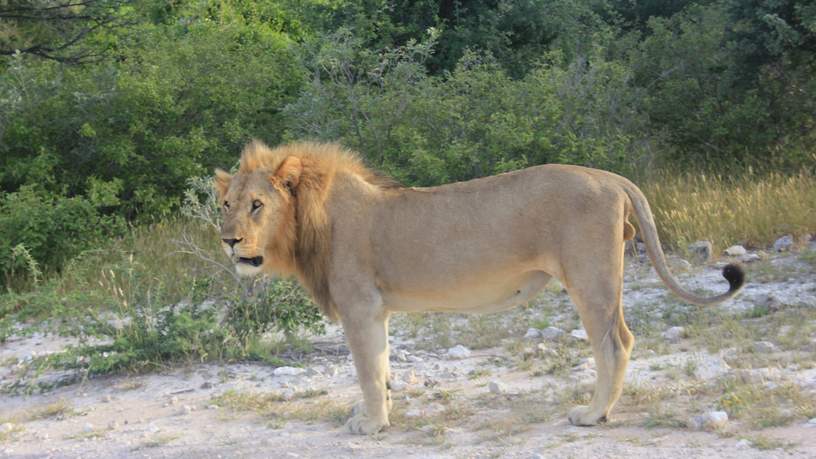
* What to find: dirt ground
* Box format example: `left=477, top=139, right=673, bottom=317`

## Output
left=2, top=248, right=816, bottom=458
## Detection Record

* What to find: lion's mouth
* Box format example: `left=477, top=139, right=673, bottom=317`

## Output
left=237, top=256, right=264, bottom=267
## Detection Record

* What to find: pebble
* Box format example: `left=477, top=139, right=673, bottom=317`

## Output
left=540, top=326, right=565, bottom=340
left=807, top=418, right=816, bottom=426
left=389, top=380, right=407, bottom=391
left=274, top=366, right=306, bottom=376
left=0, top=423, right=14, bottom=433
left=83, top=423, right=95, bottom=433
left=570, top=329, right=588, bottom=341
left=207, top=404, right=219, bottom=410
left=488, top=381, right=506, bottom=394
left=101, top=394, right=113, bottom=403
left=689, top=411, right=728, bottom=431
left=662, top=326, right=685, bottom=342
left=736, top=439, right=752, bottom=448
left=740, top=253, right=761, bottom=263
left=200, top=381, right=213, bottom=389
left=725, top=245, right=747, bottom=256
left=773, top=235, right=794, bottom=252
left=524, top=328, right=541, bottom=339
left=447, top=345, right=471, bottom=359
left=688, top=240, right=713, bottom=262
left=395, top=349, right=410, bottom=362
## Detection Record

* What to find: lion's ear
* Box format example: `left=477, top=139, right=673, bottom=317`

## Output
left=274, top=156, right=303, bottom=193
left=213, top=168, right=232, bottom=199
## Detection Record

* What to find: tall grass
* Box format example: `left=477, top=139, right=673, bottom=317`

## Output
left=642, top=171, right=816, bottom=252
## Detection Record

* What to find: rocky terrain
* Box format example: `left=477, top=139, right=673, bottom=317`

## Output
left=2, top=241, right=816, bottom=458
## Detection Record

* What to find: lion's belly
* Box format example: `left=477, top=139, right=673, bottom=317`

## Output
left=382, top=270, right=551, bottom=313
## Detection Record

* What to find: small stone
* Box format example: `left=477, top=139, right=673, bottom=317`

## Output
left=688, top=241, right=713, bottom=262
left=807, top=417, right=816, bottom=426
left=389, top=380, right=407, bottom=391
left=690, top=411, right=728, bottom=431
left=0, top=423, right=14, bottom=433
left=83, top=423, right=95, bottom=433
left=169, top=395, right=179, bottom=405
left=725, top=245, right=747, bottom=256
left=101, top=395, right=113, bottom=403
left=540, top=327, right=565, bottom=340
left=740, top=253, right=761, bottom=263
left=524, top=328, right=541, bottom=339
left=395, top=349, right=409, bottom=362
left=207, top=404, right=219, bottom=410
left=488, top=381, right=506, bottom=394
left=736, top=439, right=751, bottom=448
left=273, top=366, right=305, bottom=376
left=446, top=345, right=471, bottom=359
left=570, top=329, right=588, bottom=341
left=530, top=454, right=545, bottom=459
left=662, top=326, right=685, bottom=342
left=200, top=381, right=213, bottom=389
left=753, top=341, right=778, bottom=353
left=773, top=234, right=794, bottom=252
left=182, top=405, right=194, bottom=414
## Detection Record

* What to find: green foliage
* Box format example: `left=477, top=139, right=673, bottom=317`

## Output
left=286, top=31, right=653, bottom=183
left=0, top=186, right=124, bottom=289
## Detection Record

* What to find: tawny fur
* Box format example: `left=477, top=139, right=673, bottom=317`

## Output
left=214, top=140, right=744, bottom=435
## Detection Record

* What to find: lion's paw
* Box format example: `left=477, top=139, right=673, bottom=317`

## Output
left=346, top=413, right=389, bottom=435
left=568, top=406, right=607, bottom=426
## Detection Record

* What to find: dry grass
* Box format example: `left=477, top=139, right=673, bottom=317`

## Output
left=642, top=171, right=816, bottom=251
left=212, top=389, right=347, bottom=426
left=0, top=399, right=75, bottom=424
left=717, top=378, right=816, bottom=429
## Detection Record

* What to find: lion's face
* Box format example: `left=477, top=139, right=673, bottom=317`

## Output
left=213, top=159, right=301, bottom=277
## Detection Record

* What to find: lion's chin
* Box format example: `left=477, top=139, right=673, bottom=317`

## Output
left=235, top=262, right=264, bottom=277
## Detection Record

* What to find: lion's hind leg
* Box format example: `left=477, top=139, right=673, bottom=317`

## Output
left=561, top=250, right=634, bottom=426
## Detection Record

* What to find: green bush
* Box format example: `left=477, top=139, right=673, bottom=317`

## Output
left=0, top=186, right=124, bottom=289
left=285, top=30, right=654, bottom=183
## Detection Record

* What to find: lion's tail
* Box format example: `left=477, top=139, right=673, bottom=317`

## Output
left=618, top=178, right=744, bottom=306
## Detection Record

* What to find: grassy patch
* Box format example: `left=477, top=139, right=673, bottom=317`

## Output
left=717, top=379, right=816, bottom=429
left=643, top=171, right=816, bottom=251
left=748, top=435, right=797, bottom=451
left=211, top=389, right=346, bottom=426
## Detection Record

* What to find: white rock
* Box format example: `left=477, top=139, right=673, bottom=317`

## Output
left=725, top=245, right=747, bottom=256
left=736, top=439, right=752, bottom=448
left=662, top=326, right=685, bottom=342
left=753, top=341, right=778, bottom=353
left=570, top=329, right=588, bottom=341
left=83, top=423, right=95, bottom=433
left=773, top=234, right=794, bottom=252
left=389, top=380, right=407, bottom=391
left=540, top=326, right=565, bottom=340
left=488, top=381, right=506, bottom=394
left=807, top=417, right=816, bottom=426
left=524, top=328, right=541, bottom=339
left=0, top=423, right=14, bottom=433
left=395, top=349, right=409, bottom=362
left=740, top=253, right=761, bottom=263
left=447, top=345, right=471, bottom=359
left=690, top=411, right=728, bottom=431
left=274, top=366, right=305, bottom=376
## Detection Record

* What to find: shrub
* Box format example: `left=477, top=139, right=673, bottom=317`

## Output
left=0, top=186, right=124, bottom=289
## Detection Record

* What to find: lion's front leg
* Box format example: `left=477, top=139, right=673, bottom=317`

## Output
left=342, top=312, right=391, bottom=435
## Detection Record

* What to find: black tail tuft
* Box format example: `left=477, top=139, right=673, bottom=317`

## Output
left=722, top=263, right=745, bottom=292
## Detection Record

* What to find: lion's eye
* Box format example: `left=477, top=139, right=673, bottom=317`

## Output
left=251, top=200, right=263, bottom=211
left=223, top=201, right=230, bottom=211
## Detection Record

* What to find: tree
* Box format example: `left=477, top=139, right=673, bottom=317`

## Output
left=0, top=0, right=131, bottom=64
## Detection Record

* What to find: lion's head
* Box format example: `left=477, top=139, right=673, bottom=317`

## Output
left=213, top=140, right=394, bottom=321
left=213, top=148, right=300, bottom=278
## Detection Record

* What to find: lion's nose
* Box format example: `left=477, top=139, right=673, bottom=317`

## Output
left=222, top=237, right=243, bottom=248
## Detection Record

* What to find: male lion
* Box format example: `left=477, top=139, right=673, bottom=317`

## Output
left=214, top=140, right=744, bottom=434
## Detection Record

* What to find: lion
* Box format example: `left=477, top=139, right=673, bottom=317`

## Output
left=213, top=140, right=744, bottom=434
